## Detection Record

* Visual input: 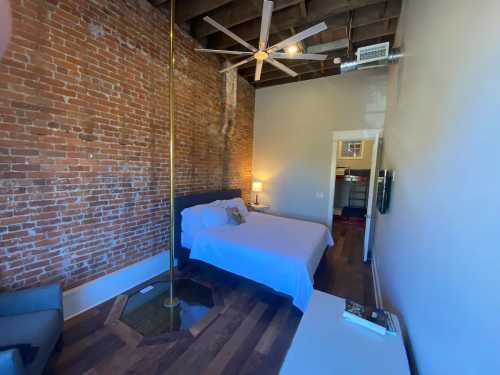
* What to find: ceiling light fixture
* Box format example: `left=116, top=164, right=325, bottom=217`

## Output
left=194, top=0, right=328, bottom=81
left=285, top=44, right=299, bottom=55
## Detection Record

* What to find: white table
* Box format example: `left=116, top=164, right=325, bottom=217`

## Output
left=280, top=290, right=410, bottom=375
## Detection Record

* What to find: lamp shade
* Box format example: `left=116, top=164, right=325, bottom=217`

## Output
left=252, top=181, right=263, bottom=192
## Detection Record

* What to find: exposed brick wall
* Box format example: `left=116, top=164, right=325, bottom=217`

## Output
left=0, top=0, right=255, bottom=291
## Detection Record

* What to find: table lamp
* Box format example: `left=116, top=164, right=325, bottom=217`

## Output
left=252, top=181, right=263, bottom=205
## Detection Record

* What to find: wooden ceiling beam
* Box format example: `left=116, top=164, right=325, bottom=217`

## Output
left=208, top=6, right=344, bottom=50
left=352, top=0, right=401, bottom=28
left=255, top=67, right=340, bottom=88
left=241, top=27, right=347, bottom=55
left=152, top=0, right=234, bottom=23
left=299, top=1, right=308, bottom=18
left=307, top=39, right=350, bottom=53
left=238, top=23, right=395, bottom=83
left=152, top=0, right=168, bottom=5
left=257, top=60, right=339, bottom=83
left=352, top=34, right=395, bottom=49
left=240, top=58, right=323, bottom=78
left=351, top=19, right=397, bottom=43
left=208, top=0, right=398, bottom=50
left=193, top=0, right=304, bottom=39
left=251, top=33, right=395, bottom=87
left=149, top=0, right=399, bottom=88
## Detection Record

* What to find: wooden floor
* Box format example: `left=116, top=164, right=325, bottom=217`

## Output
left=314, top=220, right=375, bottom=306
left=49, top=221, right=374, bottom=375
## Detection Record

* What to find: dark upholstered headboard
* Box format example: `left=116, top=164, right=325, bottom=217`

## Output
left=174, top=189, right=242, bottom=263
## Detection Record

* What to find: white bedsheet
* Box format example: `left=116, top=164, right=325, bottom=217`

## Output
left=188, top=212, right=334, bottom=311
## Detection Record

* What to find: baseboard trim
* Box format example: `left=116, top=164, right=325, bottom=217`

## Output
left=371, top=254, right=383, bottom=309
left=63, top=251, right=170, bottom=320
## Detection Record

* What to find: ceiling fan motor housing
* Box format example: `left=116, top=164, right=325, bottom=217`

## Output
left=254, top=51, right=269, bottom=61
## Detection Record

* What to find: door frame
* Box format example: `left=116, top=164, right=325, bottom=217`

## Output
left=327, top=129, right=383, bottom=262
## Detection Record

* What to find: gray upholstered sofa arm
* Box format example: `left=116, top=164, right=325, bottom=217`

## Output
left=0, top=349, right=26, bottom=375
left=0, top=284, right=62, bottom=316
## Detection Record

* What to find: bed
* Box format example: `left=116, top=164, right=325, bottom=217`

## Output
left=174, top=190, right=334, bottom=311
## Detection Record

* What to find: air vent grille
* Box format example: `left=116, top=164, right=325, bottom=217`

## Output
left=356, top=42, right=390, bottom=64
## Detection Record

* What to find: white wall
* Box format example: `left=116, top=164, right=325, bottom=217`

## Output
left=63, top=251, right=170, bottom=320
left=253, top=70, right=388, bottom=223
left=373, top=0, right=500, bottom=373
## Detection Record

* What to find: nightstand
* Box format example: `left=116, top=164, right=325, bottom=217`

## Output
left=249, top=203, right=270, bottom=212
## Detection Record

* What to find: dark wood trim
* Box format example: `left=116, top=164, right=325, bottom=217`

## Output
left=192, top=0, right=304, bottom=38
left=255, top=66, right=340, bottom=88
left=207, top=0, right=393, bottom=50
left=352, top=18, right=398, bottom=43
left=150, top=0, right=402, bottom=87
left=153, top=0, right=235, bottom=23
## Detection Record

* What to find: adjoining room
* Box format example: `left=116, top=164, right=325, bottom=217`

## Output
left=1, top=1, right=499, bottom=374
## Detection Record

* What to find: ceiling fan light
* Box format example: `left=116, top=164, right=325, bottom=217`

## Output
left=285, top=44, right=299, bottom=55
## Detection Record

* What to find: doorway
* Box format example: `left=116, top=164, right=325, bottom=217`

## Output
left=327, top=129, right=382, bottom=262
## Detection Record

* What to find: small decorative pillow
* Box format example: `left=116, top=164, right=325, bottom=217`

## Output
left=224, top=198, right=249, bottom=217
left=226, top=207, right=246, bottom=225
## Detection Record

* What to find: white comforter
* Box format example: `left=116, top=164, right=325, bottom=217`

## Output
left=188, top=212, right=334, bottom=311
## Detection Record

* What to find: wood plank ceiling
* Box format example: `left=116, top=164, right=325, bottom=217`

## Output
left=149, top=0, right=401, bottom=88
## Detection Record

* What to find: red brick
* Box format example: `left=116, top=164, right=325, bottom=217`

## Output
left=0, top=0, right=254, bottom=292
left=11, top=149, right=40, bottom=156
left=12, top=164, right=41, bottom=172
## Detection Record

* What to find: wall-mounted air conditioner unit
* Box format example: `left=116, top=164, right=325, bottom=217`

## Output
left=356, top=42, right=390, bottom=64
left=340, top=43, right=402, bottom=74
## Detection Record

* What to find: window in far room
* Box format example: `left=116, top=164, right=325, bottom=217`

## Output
left=338, top=140, right=364, bottom=160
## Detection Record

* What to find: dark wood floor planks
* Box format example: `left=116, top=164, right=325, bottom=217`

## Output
left=314, top=220, right=376, bottom=307
left=49, top=221, right=374, bottom=375
left=203, top=302, right=269, bottom=375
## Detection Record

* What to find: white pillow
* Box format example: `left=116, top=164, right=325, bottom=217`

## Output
left=201, top=206, right=228, bottom=228
left=222, top=198, right=249, bottom=217
left=181, top=201, right=221, bottom=247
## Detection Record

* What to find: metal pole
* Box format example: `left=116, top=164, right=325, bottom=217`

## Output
left=164, top=0, right=179, bottom=309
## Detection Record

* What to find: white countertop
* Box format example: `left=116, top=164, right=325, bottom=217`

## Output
left=280, top=290, right=410, bottom=375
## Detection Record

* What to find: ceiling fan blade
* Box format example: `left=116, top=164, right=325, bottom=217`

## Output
left=195, top=48, right=254, bottom=56
left=266, top=58, right=298, bottom=77
left=258, top=0, right=274, bottom=51
left=267, top=22, right=328, bottom=53
left=203, top=17, right=257, bottom=52
left=255, top=60, right=263, bottom=81
left=269, top=52, right=328, bottom=61
left=220, top=56, right=256, bottom=73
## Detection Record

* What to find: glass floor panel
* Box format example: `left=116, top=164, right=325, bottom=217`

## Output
left=120, top=279, right=214, bottom=336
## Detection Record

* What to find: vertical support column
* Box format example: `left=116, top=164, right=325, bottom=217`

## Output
left=164, top=0, right=179, bottom=309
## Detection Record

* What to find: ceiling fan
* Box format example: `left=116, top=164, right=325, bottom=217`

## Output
left=195, top=0, right=328, bottom=81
